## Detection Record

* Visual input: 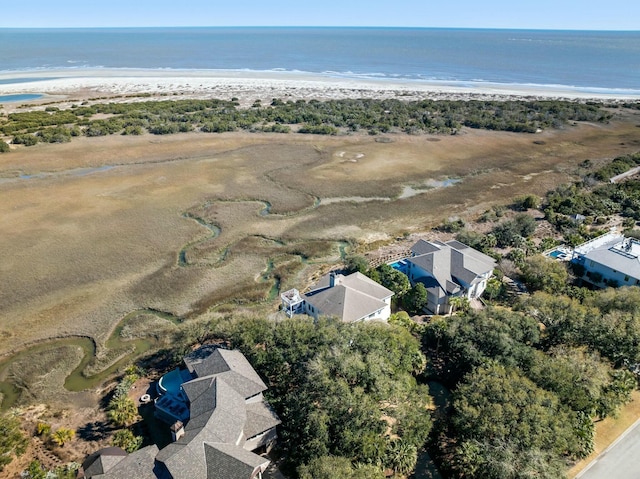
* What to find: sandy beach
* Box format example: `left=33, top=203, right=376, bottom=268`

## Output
left=2, top=69, right=639, bottom=109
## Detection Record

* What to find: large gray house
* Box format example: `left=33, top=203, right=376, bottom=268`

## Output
left=406, top=239, right=496, bottom=315
left=81, top=346, right=280, bottom=479
left=572, top=233, right=640, bottom=288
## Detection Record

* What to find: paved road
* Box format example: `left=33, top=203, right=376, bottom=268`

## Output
left=577, top=419, right=640, bottom=479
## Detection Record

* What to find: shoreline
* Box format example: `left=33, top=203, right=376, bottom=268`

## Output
left=1, top=68, right=639, bottom=106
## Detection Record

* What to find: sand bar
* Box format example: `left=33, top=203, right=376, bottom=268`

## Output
left=1, top=69, right=639, bottom=107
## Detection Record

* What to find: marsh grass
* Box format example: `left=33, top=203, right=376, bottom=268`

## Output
left=1, top=116, right=639, bottom=401
left=118, top=314, right=179, bottom=342
left=5, top=345, right=85, bottom=405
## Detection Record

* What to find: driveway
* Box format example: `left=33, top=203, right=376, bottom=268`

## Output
left=577, top=419, right=640, bottom=479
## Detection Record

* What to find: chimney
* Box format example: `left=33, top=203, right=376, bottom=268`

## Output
left=171, top=420, right=185, bottom=442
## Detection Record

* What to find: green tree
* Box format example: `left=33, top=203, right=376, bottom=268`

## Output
left=51, top=428, right=75, bottom=447
left=385, top=439, right=418, bottom=475
left=450, top=439, right=567, bottom=479
left=448, top=296, right=469, bottom=315
left=112, top=429, right=143, bottom=453
left=597, top=369, right=637, bottom=419
left=520, top=255, right=568, bottom=294
left=344, top=255, right=370, bottom=274
left=403, top=283, right=428, bottom=314
left=25, top=460, right=46, bottom=479
left=36, top=422, right=51, bottom=436
left=513, top=194, right=540, bottom=211
left=0, top=141, right=9, bottom=153
left=107, top=395, right=138, bottom=427
left=377, top=264, right=411, bottom=300
left=452, top=363, right=585, bottom=459
left=0, top=414, right=28, bottom=471
left=492, top=214, right=537, bottom=247
left=212, top=316, right=430, bottom=471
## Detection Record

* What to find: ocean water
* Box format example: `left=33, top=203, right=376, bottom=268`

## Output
left=0, top=27, right=639, bottom=94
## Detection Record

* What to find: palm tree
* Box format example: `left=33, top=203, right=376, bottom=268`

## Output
left=107, top=395, right=138, bottom=427
left=448, top=296, right=469, bottom=315
left=385, top=439, right=418, bottom=476
left=51, top=428, right=75, bottom=447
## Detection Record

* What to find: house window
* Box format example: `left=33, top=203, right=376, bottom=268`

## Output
left=625, top=275, right=630, bottom=282
left=590, top=260, right=595, bottom=266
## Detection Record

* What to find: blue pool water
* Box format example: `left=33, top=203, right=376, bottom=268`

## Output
left=390, top=259, right=409, bottom=274
left=158, top=368, right=191, bottom=397
left=549, top=250, right=563, bottom=258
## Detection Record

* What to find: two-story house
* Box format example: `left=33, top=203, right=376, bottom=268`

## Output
left=406, top=239, right=496, bottom=315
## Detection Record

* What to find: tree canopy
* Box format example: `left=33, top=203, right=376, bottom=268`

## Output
left=211, top=316, right=431, bottom=475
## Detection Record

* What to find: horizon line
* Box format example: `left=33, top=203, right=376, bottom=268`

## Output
left=1, top=25, right=639, bottom=32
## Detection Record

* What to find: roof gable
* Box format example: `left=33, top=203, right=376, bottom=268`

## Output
left=204, top=443, right=269, bottom=479
left=408, top=240, right=495, bottom=293
left=305, top=284, right=388, bottom=323
left=304, top=271, right=392, bottom=322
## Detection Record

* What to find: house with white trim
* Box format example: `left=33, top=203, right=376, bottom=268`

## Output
left=406, top=239, right=496, bottom=315
left=572, top=233, right=640, bottom=288
left=281, top=271, right=393, bottom=323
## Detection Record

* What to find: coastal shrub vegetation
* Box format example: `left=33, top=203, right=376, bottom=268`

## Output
left=542, top=152, right=640, bottom=245
left=424, top=289, right=640, bottom=479
left=0, top=414, right=28, bottom=470
left=0, top=98, right=613, bottom=143
left=112, top=428, right=144, bottom=453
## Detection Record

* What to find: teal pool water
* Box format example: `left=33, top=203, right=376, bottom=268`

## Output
left=390, top=259, right=409, bottom=274
left=0, top=94, right=43, bottom=103
left=158, top=368, right=191, bottom=398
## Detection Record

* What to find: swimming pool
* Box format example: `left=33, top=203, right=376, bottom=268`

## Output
left=158, top=368, right=192, bottom=398
left=548, top=248, right=570, bottom=260
left=389, top=259, right=409, bottom=274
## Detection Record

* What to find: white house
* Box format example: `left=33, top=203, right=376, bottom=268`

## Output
left=572, top=233, right=640, bottom=288
left=406, top=239, right=496, bottom=315
left=281, top=271, right=394, bottom=323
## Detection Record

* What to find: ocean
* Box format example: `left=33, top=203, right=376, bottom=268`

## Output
left=0, top=27, right=639, bottom=95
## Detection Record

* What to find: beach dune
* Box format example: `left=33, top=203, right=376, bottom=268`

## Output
left=2, top=68, right=638, bottom=107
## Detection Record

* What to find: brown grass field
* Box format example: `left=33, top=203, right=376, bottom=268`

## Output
left=1, top=107, right=640, bottom=408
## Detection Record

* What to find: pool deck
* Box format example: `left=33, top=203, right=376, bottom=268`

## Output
left=544, top=245, right=574, bottom=261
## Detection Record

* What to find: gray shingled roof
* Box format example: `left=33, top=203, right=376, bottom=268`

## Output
left=411, top=239, right=446, bottom=256
left=82, top=447, right=128, bottom=477
left=85, top=347, right=279, bottom=479
left=204, top=443, right=269, bottom=479
left=447, top=240, right=496, bottom=283
left=88, top=446, right=159, bottom=479
left=408, top=240, right=495, bottom=297
left=184, top=348, right=267, bottom=398
left=340, top=272, right=394, bottom=300
left=244, top=402, right=282, bottom=439
left=304, top=272, right=393, bottom=323
left=305, top=284, right=388, bottom=323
